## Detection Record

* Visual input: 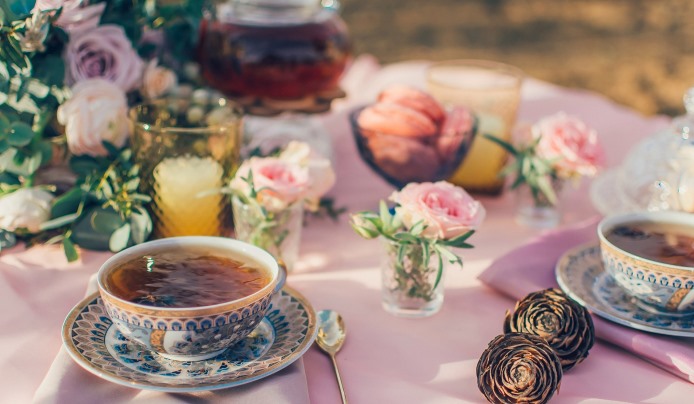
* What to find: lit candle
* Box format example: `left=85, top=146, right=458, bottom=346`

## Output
left=153, top=156, right=224, bottom=237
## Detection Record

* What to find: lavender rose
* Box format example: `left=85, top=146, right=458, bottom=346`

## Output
left=65, top=25, right=144, bottom=91
left=57, top=79, right=130, bottom=156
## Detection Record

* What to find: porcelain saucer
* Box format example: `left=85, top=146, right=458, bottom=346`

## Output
left=556, top=244, right=694, bottom=337
left=62, top=286, right=318, bottom=392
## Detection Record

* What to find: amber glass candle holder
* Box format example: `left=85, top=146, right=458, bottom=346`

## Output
left=129, top=97, right=243, bottom=238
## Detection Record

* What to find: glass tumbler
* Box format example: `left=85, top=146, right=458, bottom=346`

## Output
left=130, top=97, right=243, bottom=238
left=427, top=60, right=524, bottom=195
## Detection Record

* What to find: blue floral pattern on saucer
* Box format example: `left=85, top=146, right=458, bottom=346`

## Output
left=556, top=244, right=694, bottom=337
left=62, top=287, right=317, bottom=392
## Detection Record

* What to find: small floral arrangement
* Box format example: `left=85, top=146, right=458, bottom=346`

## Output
left=0, top=0, right=203, bottom=259
left=350, top=181, right=485, bottom=302
left=229, top=141, right=336, bottom=267
left=486, top=112, right=605, bottom=205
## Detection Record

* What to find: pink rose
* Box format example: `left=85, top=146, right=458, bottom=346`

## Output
left=34, top=0, right=104, bottom=33
left=65, top=25, right=144, bottom=91
left=278, top=141, right=336, bottom=203
left=391, top=181, right=485, bottom=239
left=57, top=78, right=129, bottom=156
left=141, top=59, right=177, bottom=99
left=533, top=112, right=604, bottom=178
left=231, top=157, right=310, bottom=211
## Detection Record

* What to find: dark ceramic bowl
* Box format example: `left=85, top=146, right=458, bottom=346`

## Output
left=349, top=106, right=477, bottom=188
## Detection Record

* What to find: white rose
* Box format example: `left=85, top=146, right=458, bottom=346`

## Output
left=0, top=188, right=54, bottom=233
left=57, top=79, right=130, bottom=156
left=141, top=59, right=177, bottom=99
left=279, top=141, right=336, bottom=203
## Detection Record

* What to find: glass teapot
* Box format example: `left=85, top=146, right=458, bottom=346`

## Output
left=615, top=87, right=694, bottom=213
left=197, top=0, right=351, bottom=101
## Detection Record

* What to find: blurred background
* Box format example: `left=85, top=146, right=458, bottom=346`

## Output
left=341, top=0, right=694, bottom=117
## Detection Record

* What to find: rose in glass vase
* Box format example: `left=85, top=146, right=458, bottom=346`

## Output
left=351, top=181, right=485, bottom=317
left=229, top=142, right=335, bottom=271
left=486, top=112, right=604, bottom=228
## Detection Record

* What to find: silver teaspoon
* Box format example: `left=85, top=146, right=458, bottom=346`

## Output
left=316, top=309, right=347, bottom=404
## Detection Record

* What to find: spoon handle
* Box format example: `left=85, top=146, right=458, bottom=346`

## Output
left=330, top=354, right=348, bottom=404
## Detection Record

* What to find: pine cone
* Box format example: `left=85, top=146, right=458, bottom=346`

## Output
left=477, top=333, right=562, bottom=404
left=504, top=288, right=595, bottom=371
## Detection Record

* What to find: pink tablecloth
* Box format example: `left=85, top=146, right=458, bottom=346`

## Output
left=3, top=56, right=693, bottom=403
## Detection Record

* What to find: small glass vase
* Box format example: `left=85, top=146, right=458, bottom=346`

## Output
left=231, top=195, right=303, bottom=272
left=515, top=180, right=564, bottom=229
left=381, top=239, right=444, bottom=318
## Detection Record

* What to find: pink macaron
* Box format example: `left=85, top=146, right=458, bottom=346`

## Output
left=377, top=85, right=446, bottom=123
left=357, top=102, right=438, bottom=138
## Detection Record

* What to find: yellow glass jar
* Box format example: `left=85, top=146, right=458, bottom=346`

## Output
left=427, top=60, right=524, bottom=194
left=129, top=96, right=243, bottom=238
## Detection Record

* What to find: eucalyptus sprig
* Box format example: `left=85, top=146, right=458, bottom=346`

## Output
left=484, top=134, right=559, bottom=206
left=351, top=201, right=474, bottom=298
left=38, top=142, right=152, bottom=261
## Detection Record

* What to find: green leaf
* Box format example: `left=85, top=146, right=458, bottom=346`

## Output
left=129, top=208, right=152, bottom=245
left=0, top=114, right=9, bottom=132
left=91, top=207, right=126, bottom=234
left=433, top=253, right=444, bottom=289
left=536, top=176, right=558, bottom=205
left=393, top=232, right=418, bottom=244
left=69, top=155, right=100, bottom=177
left=435, top=244, right=463, bottom=266
left=70, top=208, right=110, bottom=251
left=0, top=139, right=9, bottom=153
left=0, top=148, right=41, bottom=177
left=40, top=213, right=80, bottom=231
left=483, top=134, right=518, bottom=155
left=8, top=0, right=35, bottom=16
left=442, top=230, right=475, bottom=248
left=31, top=55, right=65, bottom=87
left=409, top=220, right=425, bottom=236
left=62, top=237, right=79, bottom=262
left=51, top=188, right=85, bottom=218
left=109, top=223, right=131, bottom=252
left=102, top=141, right=120, bottom=157
left=0, top=171, right=19, bottom=185
left=7, top=122, right=34, bottom=146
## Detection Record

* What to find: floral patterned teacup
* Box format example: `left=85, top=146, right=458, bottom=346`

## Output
left=97, top=236, right=283, bottom=361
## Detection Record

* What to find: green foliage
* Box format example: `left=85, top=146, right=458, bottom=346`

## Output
left=0, top=1, right=202, bottom=260
left=350, top=203, right=474, bottom=294
left=484, top=134, right=559, bottom=206
left=36, top=143, right=153, bottom=261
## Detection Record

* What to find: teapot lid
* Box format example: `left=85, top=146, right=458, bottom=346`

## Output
left=215, top=0, right=340, bottom=25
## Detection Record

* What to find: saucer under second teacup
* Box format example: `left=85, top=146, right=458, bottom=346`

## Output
left=556, top=244, right=694, bottom=338
left=62, top=286, right=317, bottom=392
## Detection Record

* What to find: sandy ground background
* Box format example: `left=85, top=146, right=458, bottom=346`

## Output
left=341, top=0, right=694, bottom=117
